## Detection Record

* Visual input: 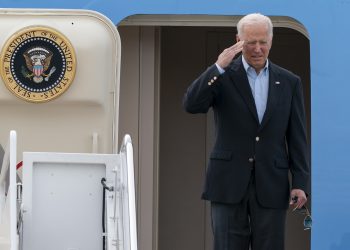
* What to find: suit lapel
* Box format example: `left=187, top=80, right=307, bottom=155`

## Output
left=228, top=57, right=259, bottom=124
left=259, top=63, right=285, bottom=130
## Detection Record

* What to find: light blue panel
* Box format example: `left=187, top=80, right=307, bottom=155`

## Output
left=309, top=2, right=350, bottom=250
left=1, top=0, right=349, bottom=249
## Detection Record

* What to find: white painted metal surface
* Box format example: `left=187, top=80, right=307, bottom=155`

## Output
left=22, top=152, right=118, bottom=250
left=121, top=135, right=137, bottom=250
left=0, top=9, right=137, bottom=250
left=0, top=9, right=121, bottom=156
left=19, top=136, right=137, bottom=250
left=16, top=134, right=137, bottom=250
left=106, top=135, right=137, bottom=250
left=0, top=131, right=18, bottom=250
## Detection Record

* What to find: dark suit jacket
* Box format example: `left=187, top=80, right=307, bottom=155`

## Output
left=183, top=56, right=310, bottom=209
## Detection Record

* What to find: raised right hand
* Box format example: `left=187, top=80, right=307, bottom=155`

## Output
left=215, top=41, right=244, bottom=69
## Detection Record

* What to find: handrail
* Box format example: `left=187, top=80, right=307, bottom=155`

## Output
left=0, top=130, right=18, bottom=250
left=0, top=139, right=11, bottom=186
left=119, top=134, right=138, bottom=250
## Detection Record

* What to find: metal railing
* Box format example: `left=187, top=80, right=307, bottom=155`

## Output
left=0, top=131, right=18, bottom=250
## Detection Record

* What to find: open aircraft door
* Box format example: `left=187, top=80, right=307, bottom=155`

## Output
left=0, top=9, right=137, bottom=250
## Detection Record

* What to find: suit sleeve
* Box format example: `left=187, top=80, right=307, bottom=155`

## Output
left=183, top=64, right=221, bottom=114
left=286, top=77, right=310, bottom=194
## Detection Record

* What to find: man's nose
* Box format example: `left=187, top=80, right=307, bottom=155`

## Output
left=253, top=43, right=261, bottom=52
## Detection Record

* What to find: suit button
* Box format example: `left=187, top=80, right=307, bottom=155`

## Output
left=248, top=157, right=254, bottom=163
left=255, top=136, right=260, bottom=142
left=213, top=76, right=217, bottom=80
left=211, top=79, right=215, bottom=83
left=208, top=81, right=212, bottom=86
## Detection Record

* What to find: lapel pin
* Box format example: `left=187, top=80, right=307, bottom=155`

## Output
left=275, top=81, right=280, bottom=85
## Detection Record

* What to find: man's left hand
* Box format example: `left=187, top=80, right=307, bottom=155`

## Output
left=289, top=189, right=307, bottom=209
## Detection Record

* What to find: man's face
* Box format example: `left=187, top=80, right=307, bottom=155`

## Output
left=237, top=23, right=272, bottom=73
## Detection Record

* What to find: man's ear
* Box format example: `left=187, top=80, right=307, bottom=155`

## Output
left=236, top=35, right=240, bottom=43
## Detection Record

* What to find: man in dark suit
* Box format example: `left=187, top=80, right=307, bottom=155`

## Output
left=183, top=13, right=310, bottom=250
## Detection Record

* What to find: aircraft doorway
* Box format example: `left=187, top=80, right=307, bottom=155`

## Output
left=158, top=26, right=310, bottom=250
left=118, top=17, right=311, bottom=250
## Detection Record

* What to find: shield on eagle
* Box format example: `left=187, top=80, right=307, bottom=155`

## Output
left=23, top=47, right=53, bottom=83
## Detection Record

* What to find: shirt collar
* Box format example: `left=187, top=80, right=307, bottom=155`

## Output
left=242, top=55, right=269, bottom=74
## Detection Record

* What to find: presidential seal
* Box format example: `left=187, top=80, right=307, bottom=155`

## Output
left=0, top=26, right=76, bottom=102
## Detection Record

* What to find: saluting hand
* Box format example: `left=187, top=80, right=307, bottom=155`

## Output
left=215, top=40, right=244, bottom=69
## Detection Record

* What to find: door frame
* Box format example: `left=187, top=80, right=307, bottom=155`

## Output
left=118, top=15, right=310, bottom=250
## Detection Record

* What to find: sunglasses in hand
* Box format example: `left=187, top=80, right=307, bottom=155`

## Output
left=293, top=205, right=312, bottom=230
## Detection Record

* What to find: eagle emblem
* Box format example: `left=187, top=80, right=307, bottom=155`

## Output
left=1, top=26, right=76, bottom=103
left=22, top=47, right=56, bottom=83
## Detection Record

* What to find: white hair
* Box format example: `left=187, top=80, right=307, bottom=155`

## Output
left=237, top=13, right=273, bottom=39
